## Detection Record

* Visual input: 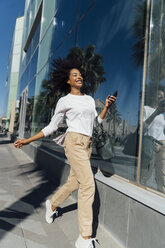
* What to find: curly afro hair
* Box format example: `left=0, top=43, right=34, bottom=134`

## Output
left=49, top=57, right=83, bottom=95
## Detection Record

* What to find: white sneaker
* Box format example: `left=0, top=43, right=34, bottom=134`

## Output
left=75, top=235, right=99, bottom=248
left=45, top=200, right=58, bottom=224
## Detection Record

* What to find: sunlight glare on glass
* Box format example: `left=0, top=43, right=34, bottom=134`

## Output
left=30, top=11, right=32, bottom=20
left=150, top=19, right=154, bottom=29
left=53, top=17, right=57, bottom=26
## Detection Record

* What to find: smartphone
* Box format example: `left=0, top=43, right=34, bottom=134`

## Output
left=113, top=90, right=118, bottom=97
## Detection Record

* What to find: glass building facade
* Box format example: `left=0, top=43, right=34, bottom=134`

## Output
left=15, top=0, right=165, bottom=224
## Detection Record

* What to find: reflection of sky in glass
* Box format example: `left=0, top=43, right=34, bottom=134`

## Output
left=34, top=0, right=145, bottom=127
left=49, top=0, right=144, bottom=126
left=76, top=0, right=144, bottom=125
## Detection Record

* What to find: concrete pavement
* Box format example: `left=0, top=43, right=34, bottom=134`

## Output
left=0, top=133, right=122, bottom=248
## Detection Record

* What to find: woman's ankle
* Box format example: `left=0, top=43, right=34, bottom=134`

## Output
left=82, top=236, right=91, bottom=240
left=51, top=205, right=56, bottom=211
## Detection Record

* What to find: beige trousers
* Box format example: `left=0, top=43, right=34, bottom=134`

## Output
left=155, top=140, right=165, bottom=193
left=141, top=140, right=165, bottom=193
left=50, top=132, right=95, bottom=237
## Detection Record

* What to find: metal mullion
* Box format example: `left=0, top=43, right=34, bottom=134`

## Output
left=136, top=0, right=151, bottom=186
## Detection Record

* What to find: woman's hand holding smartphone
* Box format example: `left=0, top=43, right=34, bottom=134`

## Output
left=106, top=90, right=118, bottom=107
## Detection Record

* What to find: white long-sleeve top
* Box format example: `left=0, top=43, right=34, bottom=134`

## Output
left=143, top=105, right=165, bottom=140
left=41, top=94, right=102, bottom=141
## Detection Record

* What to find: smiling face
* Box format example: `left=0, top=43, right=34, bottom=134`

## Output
left=67, top=68, right=83, bottom=90
left=157, top=90, right=164, bottom=103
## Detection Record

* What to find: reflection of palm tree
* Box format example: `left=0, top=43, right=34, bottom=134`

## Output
left=41, top=80, right=61, bottom=121
left=34, top=84, right=55, bottom=125
left=132, top=0, right=165, bottom=106
left=96, top=99, right=121, bottom=137
left=147, top=0, right=165, bottom=84
left=132, top=1, right=147, bottom=67
left=26, top=97, right=34, bottom=131
left=35, top=45, right=106, bottom=126
left=67, top=45, right=105, bottom=97
left=132, top=0, right=165, bottom=84
left=32, top=92, right=47, bottom=132
left=34, top=79, right=64, bottom=130
left=106, top=103, right=121, bottom=137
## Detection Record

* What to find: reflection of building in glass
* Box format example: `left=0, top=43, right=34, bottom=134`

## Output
left=5, top=16, right=24, bottom=132
left=0, top=117, right=7, bottom=131
left=5, top=0, right=165, bottom=247
left=95, top=98, right=123, bottom=137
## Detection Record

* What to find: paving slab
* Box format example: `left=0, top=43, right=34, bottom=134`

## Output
left=0, top=134, right=122, bottom=248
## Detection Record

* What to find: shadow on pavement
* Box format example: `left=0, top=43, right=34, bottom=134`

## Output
left=0, top=151, right=77, bottom=241
left=0, top=143, right=102, bottom=242
left=57, top=203, right=78, bottom=218
left=92, top=183, right=100, bottom=238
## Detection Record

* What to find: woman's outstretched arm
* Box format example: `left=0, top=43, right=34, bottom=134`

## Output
left=14, top=98, right=67, bottom=149
left=14, top=131, right=44, bottom=148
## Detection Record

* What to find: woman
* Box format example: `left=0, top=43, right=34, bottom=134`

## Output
left=14, top=59, right=116, bottom=248
left=142, top=89, right=165, bottom=193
